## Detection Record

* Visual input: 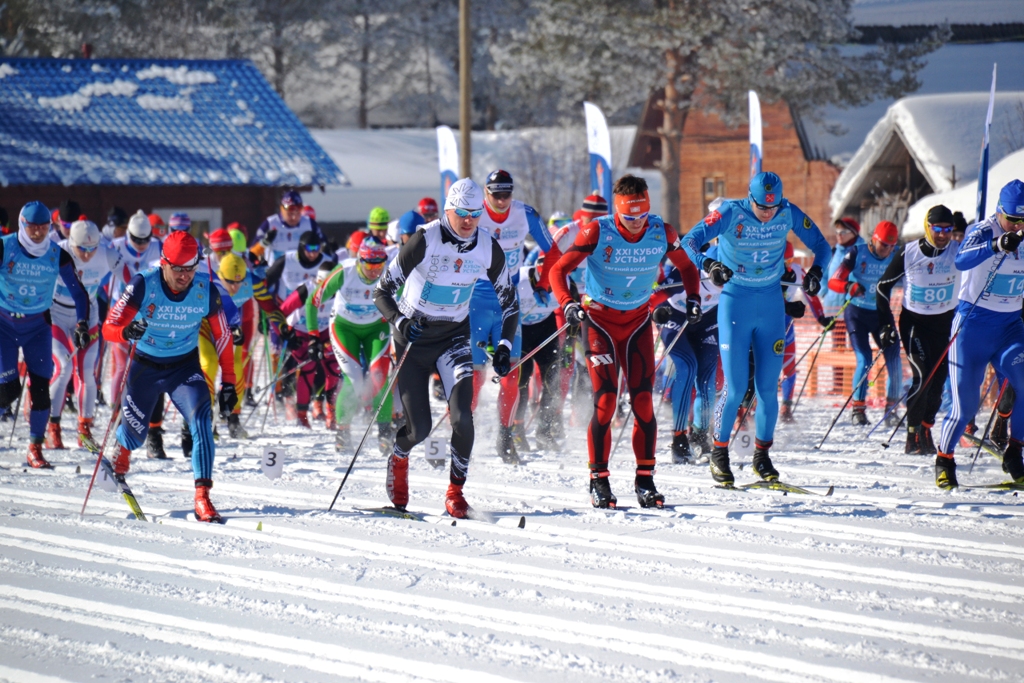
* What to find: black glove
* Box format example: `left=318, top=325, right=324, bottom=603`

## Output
left=817, top=315, right=834, bottom=329
left=651, top=305, right=672, bottom=326
left=397, top=316, right=426, bottom=343
left=308, top=337, right=325, bottom=362
left=803, top=265, right=823, bottom=297
left=231, top=326, right=244, bottom=347
left=218, top=384, right=238, bottom=415
left=492, top=343, right=512, bottom=377
left=686, top=295, right=702, bottom=324
left=703, top=259, right=733, bottom=287
left=997, top=231, right=1023, bottom=253
left=878, top=324, right=898, bottom=349
left=279, top=324, right=300, bottom=351
left=73, top=321, right=90, bottom=350
left=124, top=319, right=147, bottom=341
left=784, top=300, right=806, bottom=319
left=260, top=228, right=277, bottom=247
left=781, top=267, right=797, bottom=285
left=563, top=301, right=586, bottom=326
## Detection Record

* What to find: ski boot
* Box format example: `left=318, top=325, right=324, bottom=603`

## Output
left=751, top=439, right=780, bottom=481
left=194, top=479, right=223, bottom=523
left=991, top=413, right=1010, bottom=451
left=960, top=420, right=977, bottom=448
left=96, top=390, right=106, bottom=407
left=689, top=424, right=711, bottom=455
left=883, top=400, right=900, bottom=428
left=671, top=431, right=692, bottom=464
left=851, top=402, right=869, bottom=426
left=325, top=402, right=336, bottom=430
left=284, top=397, right=298, bottom=421
left=431, top=374, right=445, bottom=402
left=77, top=417, right=98, bottom=452
left=919, top=422, right=937, bottom=455
left=589, top=473, right=617, bottom=509
left=779, top=400, right=795, bottom=424
left=935, top=454, right=958, bottom=490
left=181, top=424, right=193, bottom=459
left=335, top=426, right=351, bottom=452
left=634, top=474, right=665, bottom=508
left=1002, top=439, right=1024, bottom=483
left=26, top=441, right=52, bottom=469
left=445, top=483, right=471, bottom=518
left=296, top=409, right=312, bottom=430
left=226, top=414, right=248, bottom=439
left=377, top=422, right=394, bottom=455
left=146, top=426, right=168, bottom=459
left=497, top=426, right=521, bottom=465
left=65, top=391, right=77, bottom=415
left=904, top=426, right=921, bottom=455
left=44, top=420, right=65, bottom=450
left=709, top=444, right=734, bottom=485
left=311, top=398, right=325, bottom=421
left=245, top=391, right=259, bottom=409
left=113, top=445, right=131, bottom=476
left=386, top=453, right=409, bottom=509
left=512, top=421, right=530, bottom=454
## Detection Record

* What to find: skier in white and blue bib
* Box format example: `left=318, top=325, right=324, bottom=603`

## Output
left=682, top=172, right=831, bottom=485
left=935, top=179, right=1024, bottom=489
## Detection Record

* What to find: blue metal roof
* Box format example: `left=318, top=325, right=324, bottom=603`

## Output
left=0, top=58, right=346, bottom=187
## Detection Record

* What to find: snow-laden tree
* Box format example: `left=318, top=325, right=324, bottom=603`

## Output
left=492, top=0, right=946, bottom=226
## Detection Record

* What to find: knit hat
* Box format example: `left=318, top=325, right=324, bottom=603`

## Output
left=209, top=228, right=233, bottom=251
left=581, top=194, right=608, bottom=215
left=161, top=231, right=200, bottom=267
left=127, top=210, right=151, bottom=239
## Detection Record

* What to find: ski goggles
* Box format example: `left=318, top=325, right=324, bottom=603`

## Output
left=453, top=207, right=484, bottom=219
left=302, top=242, right=322, bottom=252
left=927, top=224, right=953, bottom=234
left=620, top=211, right=649, bottom=223
left=75, top=243, right=99, bottom=254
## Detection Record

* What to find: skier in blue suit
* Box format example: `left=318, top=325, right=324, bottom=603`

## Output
left=682, top=172, right=831, bottom=484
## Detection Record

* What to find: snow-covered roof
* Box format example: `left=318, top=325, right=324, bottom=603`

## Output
left=0, top=58, right=344, bottom=187
left=852, top=0, right=1024, bottom=26
left=902, top=146, right=1024, bottom=238
left=829, top=91, right=1024, bottom=217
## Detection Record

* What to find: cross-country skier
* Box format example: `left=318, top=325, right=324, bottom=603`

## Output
left=827, top=220, right=901, bottom=426
left=779, top=241, right=824, bottom=423
left=876, top=205, right=959, bottom=454
left=254, top=190, right=325, bottom=265
left=821, top=217, right=861, bottom=323
left=470, top=170, right=553, bottom=464
left=103, top=231, right=238, bottom=522
left=512, top=263, right=561, bottom=450
left=418, top=197, right=439, bottom=223
left=0, top=202, right=90, bottom=468
left=307, top=237, right=393, bottom=451
left=934, top=180, right=1024, bottom=489
left=550, top=174, right=701, bottom=508
left=374, top=177, right=518, bottom=518
left=47, top=220, right=123, bottom=450
left=682, top=171, right=831, bottom=486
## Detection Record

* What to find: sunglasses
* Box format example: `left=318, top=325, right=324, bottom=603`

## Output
left=453, top=207, right=484, bottom=219
left=488, top=191, right=512, bottom=201
left=750, top=198, right=778, bottom=212
left=76, top=244, right=99, bottom=254
left=302, top=243, right=321, bottom=252
left=162, top=258, right=198, bottom=273
left=620, top=211, right=649, bottom=222
left=928, top=224, right=953, bottom=234
left=1005, top=215, right=1024, bottom=224
left=129, top=234, right=152, bottom=245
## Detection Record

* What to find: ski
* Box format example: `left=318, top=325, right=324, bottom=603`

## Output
left=965, top=481, right=1024, bottom=492
left=355, top=506, right=426, bottom=522
left=98, top=457, right=147, bottom=521
left=960, top=432, right=1004, bottom=462
left=184, top=513, right=228, bottom=525
left=718, top=480, right=833, bottom=496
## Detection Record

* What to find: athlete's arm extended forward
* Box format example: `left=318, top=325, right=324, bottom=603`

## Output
left=486, top=239, right=519, bottom=345
left=103, top=273, right=146, bottom=344
left=374, top=229, right=427, bottom=324
left=307, top=264, right=344, bottom=331
left=549, top=221, right=597, bottom=308
left=955, top=223, right=997, bottom=271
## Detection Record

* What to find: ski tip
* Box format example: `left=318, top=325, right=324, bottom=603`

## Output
left=517, top=516, right=526, bottom=529
left=825, top=485, right=834, bottom=497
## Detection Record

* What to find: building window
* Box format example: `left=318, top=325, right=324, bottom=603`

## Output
left=703, top=177, right=726, bottom=214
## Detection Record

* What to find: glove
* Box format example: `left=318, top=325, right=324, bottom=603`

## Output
left=73, top=321, right=90, bottom=350
left=123, top=319, right=148, bottom=341
left=397, top=316, right=426, bottom=343
left=817, top=315, right=834, bottom=329
left=651, top=305, right=672, bottom=326
left=230, top=326, right=244, bottom=347
left=784, top=300, right=806, bottom=319
left=781, top=267, right=797, bottom=285
left=803, top=265, right=823, bottom=297
left=845, top=281, right=865, bottom=297
left=218, top=384, right=239, bottom=416
left=996, top=231, right=1023, bottom=253
left=532, top=290, right=551, bottom=308
left=686, top=295, right=702, bottom=324
left=308, top=337, right=325, bottom=362
left=280, top=324, right=301, bottom=351
left=703, top=259, right=733, bottom=287
left=563, top=300, right=586, bottom=329
left=878, top=323, right=898, bottom=349
left=492, top=343, right=512, bottom=377
left=260, top=228, right=277, bottom=247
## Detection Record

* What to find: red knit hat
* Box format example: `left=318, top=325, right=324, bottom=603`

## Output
left=581, top=194, right=608, bottom=215
left=161, top=231, right=200, bottom=267
left=208, top=228, right=233, bottom=251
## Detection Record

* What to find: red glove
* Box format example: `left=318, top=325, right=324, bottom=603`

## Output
left=846, top=281, right=865, bottom=297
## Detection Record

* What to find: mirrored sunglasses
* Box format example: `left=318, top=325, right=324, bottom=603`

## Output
left=453, top=207, right=483, bottom=219
left=76, top=244, right=99, bottom=254
left=1005, top=214, right=1024, bottom=224
left=620, top=211, right=649, bottom=222
left=928, top=224, right=953, bottom=234
left=488, top=191, right=511, bottom=201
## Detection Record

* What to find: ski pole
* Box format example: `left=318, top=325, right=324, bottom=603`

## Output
left=789, top=298, right=852, bottom=373
left=243, top=350, right=298, bottom=427
left=491, top=321, right=570, bottom=383
left=969, top=378, right=1009, bottom=475
left=81, top=341, right=137, bottom=518
left=328, top=341, right=414, bottom=511
left=6, top=376, right=27, bottom=449
left=815, top=347, right=887, bottom=450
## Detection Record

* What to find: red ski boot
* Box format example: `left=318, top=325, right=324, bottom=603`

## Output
left=26, top=442, right=52, bottom=469
left=78, top=417, right=98, bottom=451
left=311, top=399, right=324, bottom=421
left=194, top=479, right=222, bottom=523
left=325, top=402, right=336, bottom=430
left=113, top=445, right=132, bottom=475
left=444, top=483, right=470, bottom=519
left=296, top=410, right=312, bottom=429
left=44, top=421, right=65, bottom=450
left=386, top=453, right=409, bottom=509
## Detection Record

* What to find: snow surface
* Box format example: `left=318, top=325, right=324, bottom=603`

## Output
left=903, top=146, right=1024, bottom=237
left=852, top=0, right=1024, bottom=26
left=2, top=352, right=1023, bottom=682
left=829, top=91, right=1024, bottom=216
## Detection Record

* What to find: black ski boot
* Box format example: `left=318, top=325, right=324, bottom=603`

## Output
left=779, top=400, right=794, bottom=424
left=335, top=426, right=351, bottom=452
left=919, top=423, right=937, bottom=454
left=1002, top=439, right=1024, bottom=483
left=146, top=426, right=168, bottom=460
left=671, top=431, right=692, bottom=464
left=751, top=439, right=779, bottom=481
left=227, top=414, right=248, bottom=439
left=935, top=455, right=958, bottom=490
left=512, top=421, right=530, bottom=454
left=377, top=421, right=394, bottom=455
left=905, top=426, right=921, bottom=455
left=634, top=474, right=665, bottom=508
left=851, top=403, right=869, bottom=426
left=709, top=444, right=734, bottom=485
left=181, top=424, right=193, bottom=460
left=991, top=414, right=1010, bottom=451
left=689, top=424, right=711, bottom=455
left=589, top=474, right=617, bottom=509
left=497, top=426, right=521, bottom=465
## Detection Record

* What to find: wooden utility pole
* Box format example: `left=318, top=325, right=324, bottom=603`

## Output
left=459, top=0, right=471, bottom=178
